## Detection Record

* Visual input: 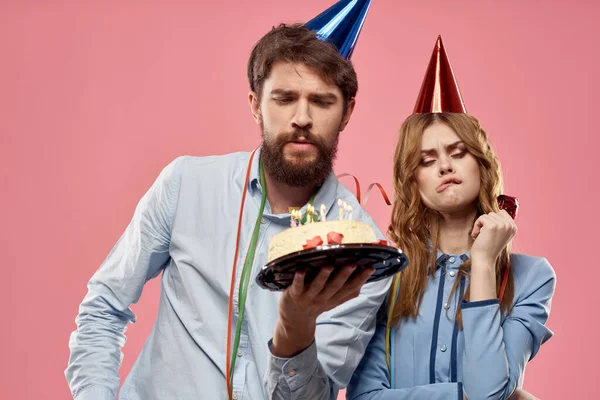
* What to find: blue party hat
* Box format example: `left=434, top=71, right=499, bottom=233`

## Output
left=305, top=0, right=372, bottom=60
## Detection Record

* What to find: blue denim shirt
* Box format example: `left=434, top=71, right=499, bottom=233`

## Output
left=347, top=250, right=556, bottom=400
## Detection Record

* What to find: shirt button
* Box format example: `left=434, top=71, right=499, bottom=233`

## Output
left=237, top=350, right=243, bottom=357
left=232, top=393, right=239, bottom=400
left=449, top=257, right=455, bottom=263
left=440, top=345, right=447, bottom=352
left=288, top=369, right=296, bottom=377
left=448, top=270, right=456, bottom=277
left=444, top=302, right=449, bottom=310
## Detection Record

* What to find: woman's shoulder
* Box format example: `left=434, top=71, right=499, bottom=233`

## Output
left=509, top=253, right=556, bottom=300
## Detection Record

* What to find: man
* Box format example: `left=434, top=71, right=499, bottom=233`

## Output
left=66, top=20, right=388, bottom=400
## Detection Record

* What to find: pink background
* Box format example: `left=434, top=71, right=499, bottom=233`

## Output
left=2, top=1, right=597, bottom=399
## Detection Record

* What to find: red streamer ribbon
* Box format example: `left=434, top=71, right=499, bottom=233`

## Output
left=337, top=173, right=362, bottom=204
left=363, top=182, right=392, bottom=206
left=497, top=194, right=519, bottom=302
left=336, top=173, right=392, bottom=207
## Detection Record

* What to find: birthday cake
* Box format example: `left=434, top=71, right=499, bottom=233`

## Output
left=267, top=200, right=380, bottom=262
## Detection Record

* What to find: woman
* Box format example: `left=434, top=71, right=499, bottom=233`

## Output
left=347, top=38, right=556, bottom=400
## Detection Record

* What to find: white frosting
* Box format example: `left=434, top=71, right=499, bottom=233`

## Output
left=268, top=220, right=377, bottom=261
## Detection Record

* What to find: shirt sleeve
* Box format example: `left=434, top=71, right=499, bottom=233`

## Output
left=263, top=276, right=391, bottom=400
left=461, top=257, right=556, bottom=399
left=263, top=206, right=392, bottom=400
left=346, top=322, right=463, bottom=400
left=264, top=340, right=331, bottom=400
left=64, top=157, right=185, bottom=400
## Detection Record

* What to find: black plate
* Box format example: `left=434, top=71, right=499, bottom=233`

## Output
left=256, top=243, right=409, bottom=291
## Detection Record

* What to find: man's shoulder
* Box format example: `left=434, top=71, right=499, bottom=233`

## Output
left=167, top=151, right=252, bottom=177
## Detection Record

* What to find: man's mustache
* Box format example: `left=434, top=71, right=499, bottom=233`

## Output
left=280, top=129, right=315, bottom=144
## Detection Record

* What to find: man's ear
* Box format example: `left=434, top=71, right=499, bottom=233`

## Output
left=340, top=98, right=356, bottom=131
left=249, top=91, right=261, bottom=125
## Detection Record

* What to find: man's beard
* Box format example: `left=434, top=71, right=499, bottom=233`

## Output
left=260, top=125, right=339, bottom=188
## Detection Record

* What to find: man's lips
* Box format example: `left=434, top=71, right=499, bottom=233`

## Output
left=287, top=141, right=315, bottom=150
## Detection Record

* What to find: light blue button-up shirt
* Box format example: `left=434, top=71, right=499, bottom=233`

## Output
left=347, top=250, right=556, bottom=400
left=65, top=149, right=391, bottom=400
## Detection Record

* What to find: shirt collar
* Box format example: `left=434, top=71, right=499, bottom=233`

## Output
left=248, top=146, right=339, bottom=221
left=435, top=247, right=470, bottom=270
left=248, top=146, right=262, bottom=195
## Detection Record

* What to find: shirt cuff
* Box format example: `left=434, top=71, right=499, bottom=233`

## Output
left=267, top=339, right=323, bottom=391
left=461, top=299, right=500, bottom=332
left=461, top=298, right=499, bottom=309
left=74, top=386, right=115, bottom=400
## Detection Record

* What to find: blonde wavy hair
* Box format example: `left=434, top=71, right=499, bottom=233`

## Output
left=387, top=113, right=514, bottom=327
